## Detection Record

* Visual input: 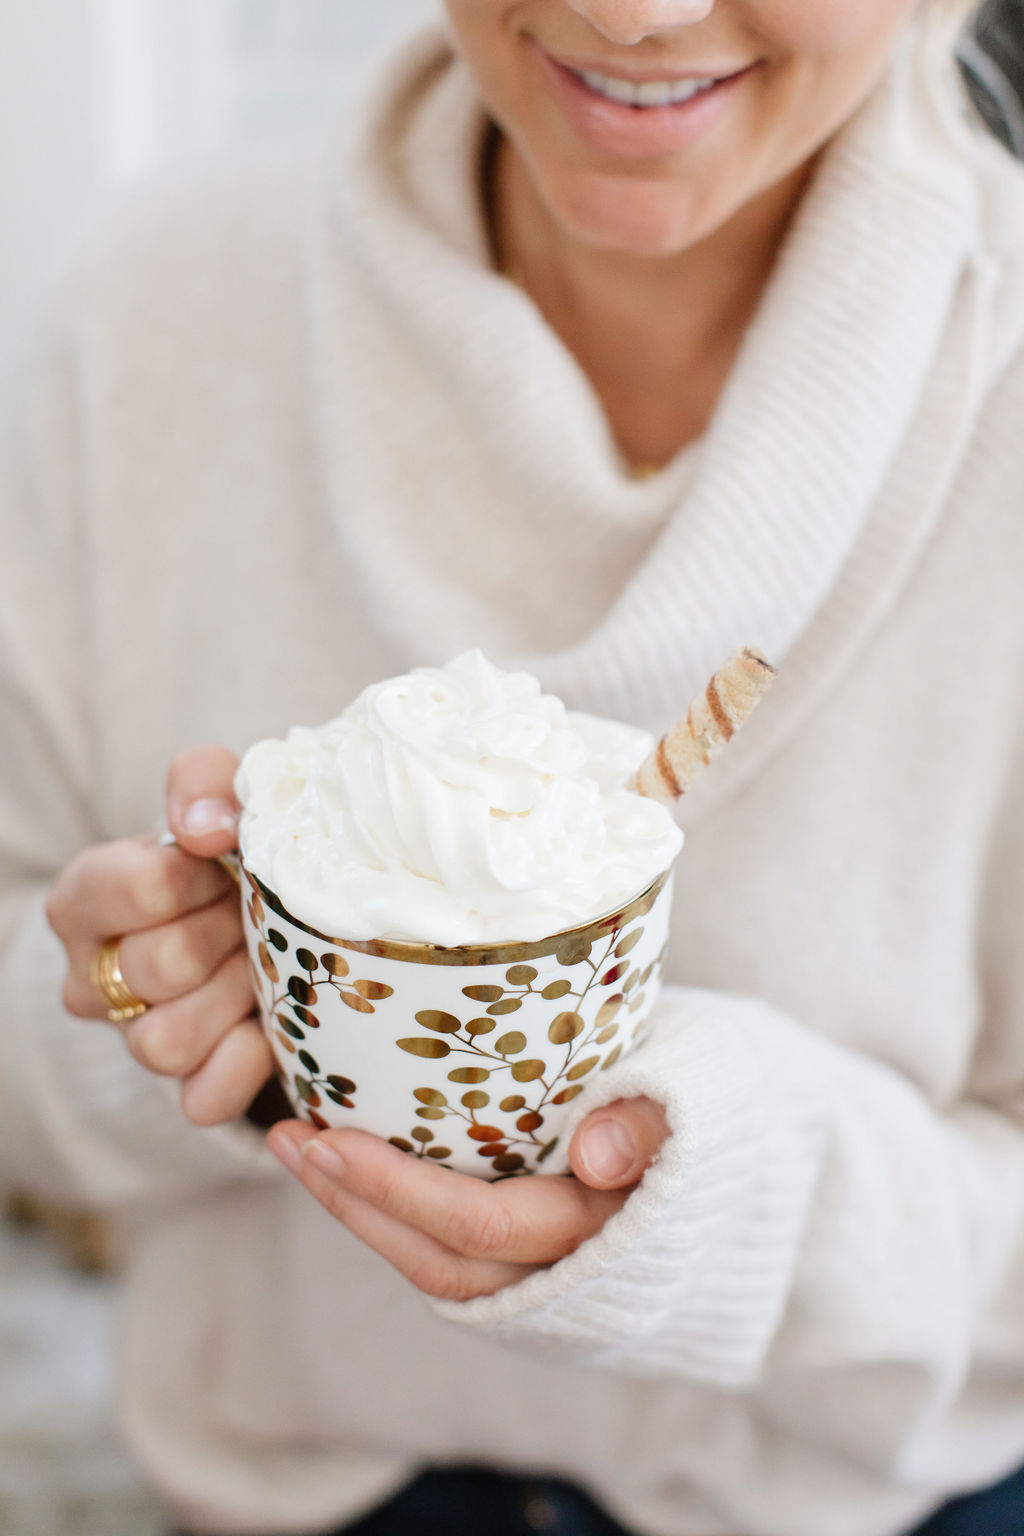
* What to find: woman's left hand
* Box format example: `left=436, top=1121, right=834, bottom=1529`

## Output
left=267, top=1098, right=669, bottom=1300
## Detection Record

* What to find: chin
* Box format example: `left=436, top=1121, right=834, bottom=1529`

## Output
left=544, top=168, right=715, bottom=258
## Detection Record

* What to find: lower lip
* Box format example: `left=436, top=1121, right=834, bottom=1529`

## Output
left=534, top=45, right=757, bottom=160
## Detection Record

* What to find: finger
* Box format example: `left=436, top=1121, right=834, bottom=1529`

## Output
left=268, top=1123, right=528, bottom=1300
left=166, top=744, right=241, bottom=859
left=569, top=1097, right=670, bottom=1191
left=121, top=949, right=255, bottom=1078
left=179, top=1018, right=274, bottom=1126
left=86, top=891, right=241, bottom=1009
left=49, top=839, right=232, bottom=953
left=269, top=1125, right=627, bottom=1266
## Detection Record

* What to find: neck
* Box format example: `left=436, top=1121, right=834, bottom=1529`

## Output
left=488, top=138, right=814, bottom=469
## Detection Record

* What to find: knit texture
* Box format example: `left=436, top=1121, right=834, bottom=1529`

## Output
left=3, top=17, right=1024, bottom=1536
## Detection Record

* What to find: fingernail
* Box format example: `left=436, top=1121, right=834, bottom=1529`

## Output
left=182, top=798, right=238, bottom=836
left=269, top=1132, right=305, bottom=1174
left=303, top=1140, right=345, bottom=1178
left=577, top=1118, right=637, bottom=1184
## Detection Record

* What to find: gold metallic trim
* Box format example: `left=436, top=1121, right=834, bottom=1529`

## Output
left=244, top=866, right=671, bottom=967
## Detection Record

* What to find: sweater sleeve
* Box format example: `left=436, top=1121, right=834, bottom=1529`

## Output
left=434, top=790, right=1024, bottom=1488
left=0, top=291, right=276, bottom=1211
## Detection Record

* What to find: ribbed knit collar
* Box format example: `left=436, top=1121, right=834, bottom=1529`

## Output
left=310, top=23, right=988, bottom=816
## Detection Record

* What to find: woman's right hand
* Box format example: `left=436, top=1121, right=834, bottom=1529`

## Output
left=45, top=746, right=273, bottom=1125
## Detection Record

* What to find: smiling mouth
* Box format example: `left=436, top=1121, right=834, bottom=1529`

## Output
left=547, top=50, right=759, bottom=112
left=569, top=67, right=721, bottom=108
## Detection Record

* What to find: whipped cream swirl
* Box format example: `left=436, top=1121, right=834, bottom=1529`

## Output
left=236, top=651, right=683, bottom=945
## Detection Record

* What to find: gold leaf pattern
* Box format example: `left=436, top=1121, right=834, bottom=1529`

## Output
left=415, top=1010, right=463, bottom=1034
left=600, top=962, right=629, bottom=987
left=339, top=991, right=375, bottom=1014
left=465, top=1017, right=496, bottom=1036
left=354, top=978, right=394, bottom=1000
left=541, top=979, right=573, bottom=1000
left=567, top=1055, right=600, bottom=1081
left=463, top=984, right=504, bottom=1003
left=548, top=1011, right=584, bottom=1045
left=595, top=997, right=622, bottom=1029
left=243, top=855, right=671, bottom=1179
left=486, top=997, right=523, bottom=1016
left=510, top=1059, right=546, bottom=1083
left=398, top=1038, right=451, bottom=1059
left=614, top=928, right=643, bottom=959
left=554, top=934, right=593, bottom=966
left=258, top=942, right=279, bottom=983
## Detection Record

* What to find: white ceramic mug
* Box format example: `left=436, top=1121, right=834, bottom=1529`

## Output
left=239, top=856, right=673, bottom=1179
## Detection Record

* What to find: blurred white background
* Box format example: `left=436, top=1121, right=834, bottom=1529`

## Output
left=0, top=0, right=434, bottom=410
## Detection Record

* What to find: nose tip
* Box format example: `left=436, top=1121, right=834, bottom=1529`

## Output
left=565, top=0, right=715, bottom=46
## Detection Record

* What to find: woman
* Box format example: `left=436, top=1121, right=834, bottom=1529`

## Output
left=4, top=0, right=1024, bottom=1532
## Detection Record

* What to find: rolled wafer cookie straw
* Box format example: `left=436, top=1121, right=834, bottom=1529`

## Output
left=633, top=647, right=777, bottom=805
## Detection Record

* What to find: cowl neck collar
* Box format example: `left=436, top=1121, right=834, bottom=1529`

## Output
left=309, top=23, right=985, bottom=813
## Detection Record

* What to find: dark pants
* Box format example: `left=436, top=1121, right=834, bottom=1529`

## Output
left=176, top=1459, right=1024, bottom=1536
left=333, top=1461, right=1024, bottom=1536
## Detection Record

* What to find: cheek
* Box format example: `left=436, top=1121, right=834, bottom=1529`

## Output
left=442, top=1, right=527, bottom=119
left=757, top=0, right=918, bottom=65
left=750, top=0, right=918, bottom=159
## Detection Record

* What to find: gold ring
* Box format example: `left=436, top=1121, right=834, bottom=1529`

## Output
left=90, top=939, right=150, bottom=1024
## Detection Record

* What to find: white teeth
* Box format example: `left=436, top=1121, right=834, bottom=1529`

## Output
left=577, top=69, right=717, bottom=108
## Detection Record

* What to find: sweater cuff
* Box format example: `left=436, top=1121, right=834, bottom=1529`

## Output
left=432, top=988, right=829, bottom=1387
left=0, top=890, right=279, bottom=1209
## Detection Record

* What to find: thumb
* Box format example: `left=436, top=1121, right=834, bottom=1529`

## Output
left=569, top=1096, right=670, bottom=1191
left=166, top=744, right=242, bottom=858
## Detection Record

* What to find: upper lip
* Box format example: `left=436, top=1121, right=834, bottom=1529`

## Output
left=543, top=48, right=752, bottom=84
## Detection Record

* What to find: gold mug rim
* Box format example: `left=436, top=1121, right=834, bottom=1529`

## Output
left=241, top=861, right=672, bottom=967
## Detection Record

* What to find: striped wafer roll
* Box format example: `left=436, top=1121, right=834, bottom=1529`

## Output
left=633, top=647, right=777, bottom=805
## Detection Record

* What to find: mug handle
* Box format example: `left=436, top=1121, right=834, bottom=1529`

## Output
left=158, top=830, right=241, bottom=886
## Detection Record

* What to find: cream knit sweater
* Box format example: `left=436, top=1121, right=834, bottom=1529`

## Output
left=3, top=16, right=1024, bottom=1536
